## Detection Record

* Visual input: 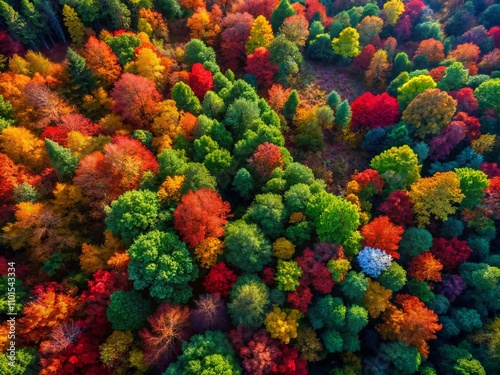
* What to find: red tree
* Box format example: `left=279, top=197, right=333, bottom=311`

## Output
left=454, top=89, right=479, bottom=115
left=233, top=0, right=279, bottom=20
left=353, top=44, right=376, bottom=71
left=220, top=13, right=254, bottom=72
left=245, top=47, right=279, bottom=87
left=189, top=63, right=214, bottom=100
left=248, top=142, right=284, bottom=179
left=79, top=270, right=131, bottom=337
left=487, top=26, right=500, bottom=48
left=174, top=189, right=231, bottom=248
left=296, top=248, right=335, bottom=294
left=361, top=216, right=404, bottom=259
left=430, top=238, right=472, bottom=272
left=111, top=73, right=162, bottom=130
left=353, top=168, right=385, bottom=197
left=453, top=111, right=481, bottom=141
left=481, top=162, right=500, bottom=178
left=203, top=262, right=238, bottom=297
left=287, top=284, right=313, bottom=313
left=104, top=135, right=159, bottom=191
left=429, top=66, right=446, bottom=82
left=305, top=0, right=332, bottom=27
left=379, top=190, right=415, bottom=227
left=350, top=92, right=400, bottom=131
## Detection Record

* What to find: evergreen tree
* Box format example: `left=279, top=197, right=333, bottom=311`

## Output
left=66, top=47, right=96, bottom=102
left=271, top=0, right=296, bottom=33
left=282, top=89, right=299, bottom=121
left=45, top=139, right=79, bottom=181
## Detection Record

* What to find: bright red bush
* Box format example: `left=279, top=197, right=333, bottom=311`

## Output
left=245, top=47, right=279, bottom=87
left=350, top=92, right=400, bottom=131
left=361, top=216, right=404, bottom=259
left=189, top=63, right=214, bottom=100
left=203, top=262, right=238, bottom=298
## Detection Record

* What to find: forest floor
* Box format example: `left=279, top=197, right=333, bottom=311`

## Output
left=296, top=61, right=371, bottom=195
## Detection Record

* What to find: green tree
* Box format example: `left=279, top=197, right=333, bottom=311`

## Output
left=202, top=91, right=225, bottom=119
left=128, top=230, right=198, bottom=303
left=399, top=227, right=433, bottom=258
left=454, top=167, right=489, bottom=210
left=165, top=331, right=242, bottom=375
left=156, top=0, right=182, bottom=19
left=107, top=290, right=152, bottom=330
left=245, top=193, right=286, bottom=238
left=282, top=89, right=299, bottom=121
left=105, top=0, right=131, bottom=30
left=275, top=259, right=302, bottom=291
left=474, top=78, right=500, bottom=112
left=380, top=341, right=422, bottom=375
left=331, top=27, right=361, bottom=58
left=172, top=81, right=202, bottom=115
left=341, top=271, right=369, bottom=303
left=228, top=274, right=270, bottom=328
left=378, top=262, right=407, bottom=292
left=224, top=98, right=260, bottom=140
left=104, top=189, right=161, bottom=246
left=271, top=0, right=295, bottom=33
left=438, top=62, right=469, bottom=92
left=308, top=295, right=346, bottom=330
left=314, top=195, right=360, bottom=246
left=184, top=38, right=217, bottom=67
left=105, top=33, right=141, bottom=67
left=393, top=52, right=412, bottom=77
left=44, top=139, right=79, bottom=181
left=232, top=168, right=254, bottom=199
left=180, top=162, right=217, bottom=195
left=0, top=347, right=39, bottom=375
left=335, top=100, right=352, bottom=129
left=224, top=220, right=272, bottom=273
left=66, top=47, right=96, bottom=101
left=0, top=1, right=38, bottom=48
left=370, top=145, right=421, bottom=192
left=268, top=35, right=303, bottom=85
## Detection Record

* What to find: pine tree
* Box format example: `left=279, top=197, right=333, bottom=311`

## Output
left=282, top=89, right=299, bottom=121
left=62, top=5, right=85, bottom=46
left=45, top=139, right=79, bottom=181
left=66, top=48, right=96, bottom=102
left=271, top=0, right=296, bottom=33
left=0, top=1, right=38, bottom=48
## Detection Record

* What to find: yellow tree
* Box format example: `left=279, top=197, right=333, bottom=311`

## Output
left=0, top=126, right=48, bottom=171
left=187, top=7, right=222, bottom=46
left=332, top=27, right=361, bottom=58
left=125, top=48, right=165, bottom=89
left=264, top=305, right=302, bottom=344
left=383, top=0, right=405, bottom=26
left=409, top=171, right=465, bottom=227
left=246, top=15, right=275, bottom=55
left=62, top=4, right=85, bottom=47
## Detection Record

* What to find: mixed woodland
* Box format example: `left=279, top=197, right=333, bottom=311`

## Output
left=0, top=0, right=500, bottom=373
